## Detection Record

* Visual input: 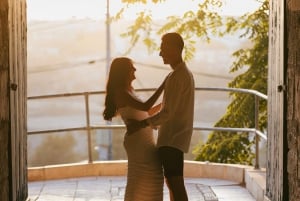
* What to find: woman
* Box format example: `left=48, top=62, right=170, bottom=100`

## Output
left=103, top=57, right=165, bottom=201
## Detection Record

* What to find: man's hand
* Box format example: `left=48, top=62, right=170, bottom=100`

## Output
left=126, top=119, right=142, bottom=135
left=126, top=119, right=149, bottom=135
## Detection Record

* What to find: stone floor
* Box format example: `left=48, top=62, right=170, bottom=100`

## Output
left=28, top=176, right=256, bottom=201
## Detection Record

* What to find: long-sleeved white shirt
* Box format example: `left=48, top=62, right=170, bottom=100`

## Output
left=147, top=62, right=195, bottom=153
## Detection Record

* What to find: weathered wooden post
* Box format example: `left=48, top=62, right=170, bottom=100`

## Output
left=268, top=0, right=300, bottom=200
left=0, top=0, right=28, bottom=200
left=285, top=0, right=300, bottom=200
left=267, top=0, right=285, bottom=200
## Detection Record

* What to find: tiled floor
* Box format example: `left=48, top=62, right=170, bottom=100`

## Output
left=28, top=176, right=256, bottom=201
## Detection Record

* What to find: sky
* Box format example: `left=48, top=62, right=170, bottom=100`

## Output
left=27, top=0, right=261, bottom=21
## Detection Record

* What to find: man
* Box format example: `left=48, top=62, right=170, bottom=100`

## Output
left=127, top=32, right=195, bottom=201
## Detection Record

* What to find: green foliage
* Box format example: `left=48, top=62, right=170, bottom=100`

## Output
left=115, top=0, right=269, bottom=165
left=122, top=0, right=165, bottom=4
left=113, top=0, right=224, bottom=60
left=119, top=11, right=155, bottom=54
left=195, top=132, right=254, bottom=164
left=194, top=0, right=269, bottom=164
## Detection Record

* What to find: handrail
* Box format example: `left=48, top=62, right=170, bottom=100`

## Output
left=27, top=125, right=267, bottom=140
left=27, top=87, right=268, bottom=100
left=196, top=87, right=268, bottom=100
left=27, top=87, right=267, bottom=168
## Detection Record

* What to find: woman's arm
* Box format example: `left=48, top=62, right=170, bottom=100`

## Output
left=143, top=79, right=165, bottom=108
left=118, top=77, right=166, bottom=111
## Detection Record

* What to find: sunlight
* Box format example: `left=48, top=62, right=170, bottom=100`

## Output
left=27, top=0, right=261, bottom=21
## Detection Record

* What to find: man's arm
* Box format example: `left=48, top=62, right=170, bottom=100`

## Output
left=126, top=119, right=150, bottom=135
left=147, top=73, right=182, bottom=126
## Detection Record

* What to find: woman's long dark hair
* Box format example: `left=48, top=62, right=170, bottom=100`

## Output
left=103, top=57, right=133, bottom=121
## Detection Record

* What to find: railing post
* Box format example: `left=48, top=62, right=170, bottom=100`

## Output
left=84, top=93, right=93, bottom=163
left=27, top=87, right=268, bottom=167
left=254, top=95, right=260, bottom=169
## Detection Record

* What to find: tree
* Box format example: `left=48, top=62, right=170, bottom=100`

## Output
left=194, top=0, right=268, bottom=165
left=114, top=0, right=268, bottom=165
left=29, top=132, right=84, bottom=166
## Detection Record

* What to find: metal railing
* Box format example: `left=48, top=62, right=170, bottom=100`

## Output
left=27, top=87, right=267, bottom=169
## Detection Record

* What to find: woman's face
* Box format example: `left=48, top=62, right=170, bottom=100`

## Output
left=128, top=62, right=136, bottom=83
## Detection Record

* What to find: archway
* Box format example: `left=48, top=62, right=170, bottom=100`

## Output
left=1, top=0, right=299, bottom=200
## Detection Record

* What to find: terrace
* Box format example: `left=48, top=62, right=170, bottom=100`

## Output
left=27, top=87, right=268, bottom=201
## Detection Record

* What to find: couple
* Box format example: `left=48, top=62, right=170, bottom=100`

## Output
left=103, top=32, right=195, bottom=201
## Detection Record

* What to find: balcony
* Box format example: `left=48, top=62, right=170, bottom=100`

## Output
left=27, top=87, right=268, bottom=201
left=28, top=161, right=266, bottom=201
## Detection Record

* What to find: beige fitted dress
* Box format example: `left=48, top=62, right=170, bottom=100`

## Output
left=118, top=106, right=164, bottom=201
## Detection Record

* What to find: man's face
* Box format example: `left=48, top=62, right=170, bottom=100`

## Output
left=159, top=41, right=175, bottom=64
